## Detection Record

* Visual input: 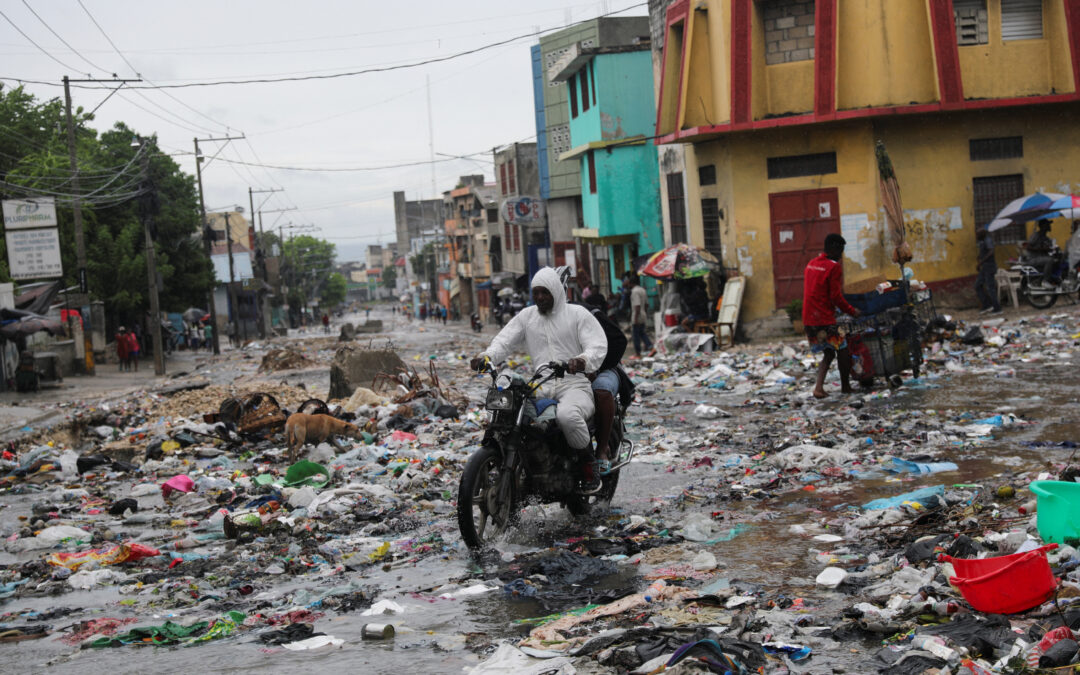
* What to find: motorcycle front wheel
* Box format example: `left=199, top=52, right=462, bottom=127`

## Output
left=457, top=445, right=519, bottom=550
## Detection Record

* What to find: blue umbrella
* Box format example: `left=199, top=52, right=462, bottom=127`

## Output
left=987, top=192, right=1066, bottom=231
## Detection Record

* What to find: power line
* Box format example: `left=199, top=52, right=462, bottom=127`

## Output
left=0, top=7, right=82, bottom=73
left=210, top=151, right=495, bottom=173
left=2, top=2, right=647, bottom=90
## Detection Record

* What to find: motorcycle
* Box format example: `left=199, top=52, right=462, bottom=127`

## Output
left=1012, top=247, right=1080, bottom=309
left=457, top=360, right=634, bottom=550
left=470, top=313, right=483, bottom=332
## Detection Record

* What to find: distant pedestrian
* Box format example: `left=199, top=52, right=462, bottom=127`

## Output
left=441, top=305, right=447, bottom=325
left=420, top=304, right=427, bottom=321
left=802, top=233, right=860, bottom=399
left=322, top=313, right=330, bottom=334
left=628, top=276, right=653, bottom=356
left=125, top=330, right=140, bottom=371
left=203, top=323, right=213, bottom=351
left=974, top=229, right=1002, bottom=314
left=365, top=307, right=371, bottom=320
left=115, top=326, right=129, bottom=371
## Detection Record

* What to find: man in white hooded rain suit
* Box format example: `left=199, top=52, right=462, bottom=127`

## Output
left=471, top=267, right=608, bottom=487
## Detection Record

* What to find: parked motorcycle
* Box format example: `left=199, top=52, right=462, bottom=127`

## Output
left=470, top=313, right=483, bottom=332
left=1012, top=248, right=1080, bottom=309
left=457, top=360, right=634, bottom=550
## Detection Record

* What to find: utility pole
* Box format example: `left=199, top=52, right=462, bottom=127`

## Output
left=193, top=134, right=244, bottom=354
left=136, top=137, right=165, bottom=376
left=63, top=76, right=141, bottom=295
left=223, top=212, right=241, bottom=347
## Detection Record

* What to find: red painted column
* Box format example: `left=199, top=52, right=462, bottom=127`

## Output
left=814, top=0, right=837, bottom=116
left=927, top=0, right=964, bottom=105
left=1064, top=0, right=1080, bottom=93
left=731, top=0, right=753, bottom=125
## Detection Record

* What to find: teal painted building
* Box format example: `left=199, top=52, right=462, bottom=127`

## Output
left=553, top=44, right=663, bottom=293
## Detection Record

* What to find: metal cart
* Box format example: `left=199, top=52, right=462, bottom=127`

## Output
left=841, top=284, right=935, bottom=387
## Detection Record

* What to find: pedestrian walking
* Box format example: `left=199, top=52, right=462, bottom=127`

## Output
left=974, top=229, right=1002, bottom=314
left=322, top=313, right=330, bottom=334
left=202, top=323, right=212, bottom=351
left=802, top=233, right=861, bottom=399
left=115, top=326, right=129, bottom=371
left=628, top=275, right=653, bottom=356
left=441, top=305, right=447, bottom=325
left=126, top=329, right=140, bottom=371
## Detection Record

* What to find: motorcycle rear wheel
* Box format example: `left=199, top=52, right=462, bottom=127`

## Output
left=457, top=445, right=518, bottom=550
left=1023, top=279, right=1058, bottom=309
left=566, top=468, right=621, bottom=516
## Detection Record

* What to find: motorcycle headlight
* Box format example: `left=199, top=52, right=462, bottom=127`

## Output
left=486, top=389, right=513, bottom=411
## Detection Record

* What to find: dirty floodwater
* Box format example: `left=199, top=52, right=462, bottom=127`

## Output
left=1, top=306, right=1079, bottom=674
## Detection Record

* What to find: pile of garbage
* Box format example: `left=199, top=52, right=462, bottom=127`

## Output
left=0, top=308, right=1076, bottom=672
left=257, top=348, right=316, bottom=373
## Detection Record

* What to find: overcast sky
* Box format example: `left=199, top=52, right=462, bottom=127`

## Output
left=1, top=0, right=647, bottom=261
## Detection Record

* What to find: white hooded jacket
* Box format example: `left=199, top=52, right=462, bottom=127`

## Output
left=481, top=267, right=608, bottom=391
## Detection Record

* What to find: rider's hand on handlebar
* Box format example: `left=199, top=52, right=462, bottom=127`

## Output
left=567, top=357, right=586, bottom=374
left=469, top=356, right=487, bottom=372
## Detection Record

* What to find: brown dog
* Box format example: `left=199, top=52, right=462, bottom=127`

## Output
left=285, top=413, right=363, bottom=462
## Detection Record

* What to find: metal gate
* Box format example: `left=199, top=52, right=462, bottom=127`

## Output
left=768, top=188, right=841, bottom=310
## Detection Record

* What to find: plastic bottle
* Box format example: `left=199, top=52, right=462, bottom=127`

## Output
left=644, top=579, right=666, bottom=602
left=910, top=635, right=961, bottom=666
left=932, top=601, right=960, bottom=616
left=1018, top=499, right=1037, bottom=515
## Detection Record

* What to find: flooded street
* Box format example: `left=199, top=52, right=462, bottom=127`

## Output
left=1, top=305, right=1079, bottom=673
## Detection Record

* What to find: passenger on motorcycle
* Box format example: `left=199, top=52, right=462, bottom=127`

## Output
left=470, top=266, right=608, bottom=488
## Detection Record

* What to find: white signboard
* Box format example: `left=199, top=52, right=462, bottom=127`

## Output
left=6, top=228, right=63, bottom=279
left=211, top=253, right=254, bottom=283
left=2, top=197, right=58, bottom=230
left=501, top=197, right=545, bottom=225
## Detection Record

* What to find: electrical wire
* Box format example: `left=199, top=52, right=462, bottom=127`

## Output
left=1, top=2, right=646, bottom=90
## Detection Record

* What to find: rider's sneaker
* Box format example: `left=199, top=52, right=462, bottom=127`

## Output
left=989, top=308, right=1003, bottom=315
left=979, top=307, right=994, bottom=315
left=580, top=461, right=602, bottom=493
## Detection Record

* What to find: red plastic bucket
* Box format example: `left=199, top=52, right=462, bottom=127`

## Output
left=942, top=544, right=1058, bottom=614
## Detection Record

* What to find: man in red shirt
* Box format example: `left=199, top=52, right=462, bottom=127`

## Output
left=802, top=234, right=860, bottom=398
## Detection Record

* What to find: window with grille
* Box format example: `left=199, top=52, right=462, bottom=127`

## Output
left=766, top=152, right=837, bottom=179
left=973, top=174, right=1025, bottom=244
left=508, top=162, right=516, bottom=194
left=667, top=173, right=687, bottom=244
left=499, top=164, right=508, bottom=196
left=486, top=208, right=498, bottom=224
left=701, top=198, right=722, bottom=259
left=698, top=164, right=716, bottom=186
left=1002, top=0, right=1043, bottom=41
left=954, top=0, right=988, bottom=45
left=970, top=136, right=1023, bottom=161
left=512, top=224, right=521, bottom=251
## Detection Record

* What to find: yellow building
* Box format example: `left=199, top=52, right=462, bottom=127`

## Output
left=654, top=0, right=1080, bottom=329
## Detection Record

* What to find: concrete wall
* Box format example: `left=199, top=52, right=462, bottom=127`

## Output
left=696, top=104, right=1080, bottom=324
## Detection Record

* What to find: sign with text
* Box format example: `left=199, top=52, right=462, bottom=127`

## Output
left=2, top=197, right=58, bottom=229
left=500, top=197, right=544, bottom=226
left=6, top=227, right=63, bottom=279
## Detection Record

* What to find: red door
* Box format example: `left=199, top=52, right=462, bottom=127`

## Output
left=769, top=188, right=840, bottom=309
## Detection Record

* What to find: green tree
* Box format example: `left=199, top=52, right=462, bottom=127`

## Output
left=381, top=265, right=397, bottom=290
left=320, top=272, right=347, bottom=307
left=281, top=234, right=336, bottom=307
left=0, top=86, right=211, bottom=329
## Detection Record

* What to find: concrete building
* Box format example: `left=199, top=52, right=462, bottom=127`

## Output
left=393, top=190, right=442, bottom=311
left=531, top=16, right=653, bottom=275
left=654, top=0, right=1080, bottom=334
left=551, top=41, right=664, bottom=297
left=443, top=176, right=499, bottom=321
left=492, top=142, right=540, bottom=285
